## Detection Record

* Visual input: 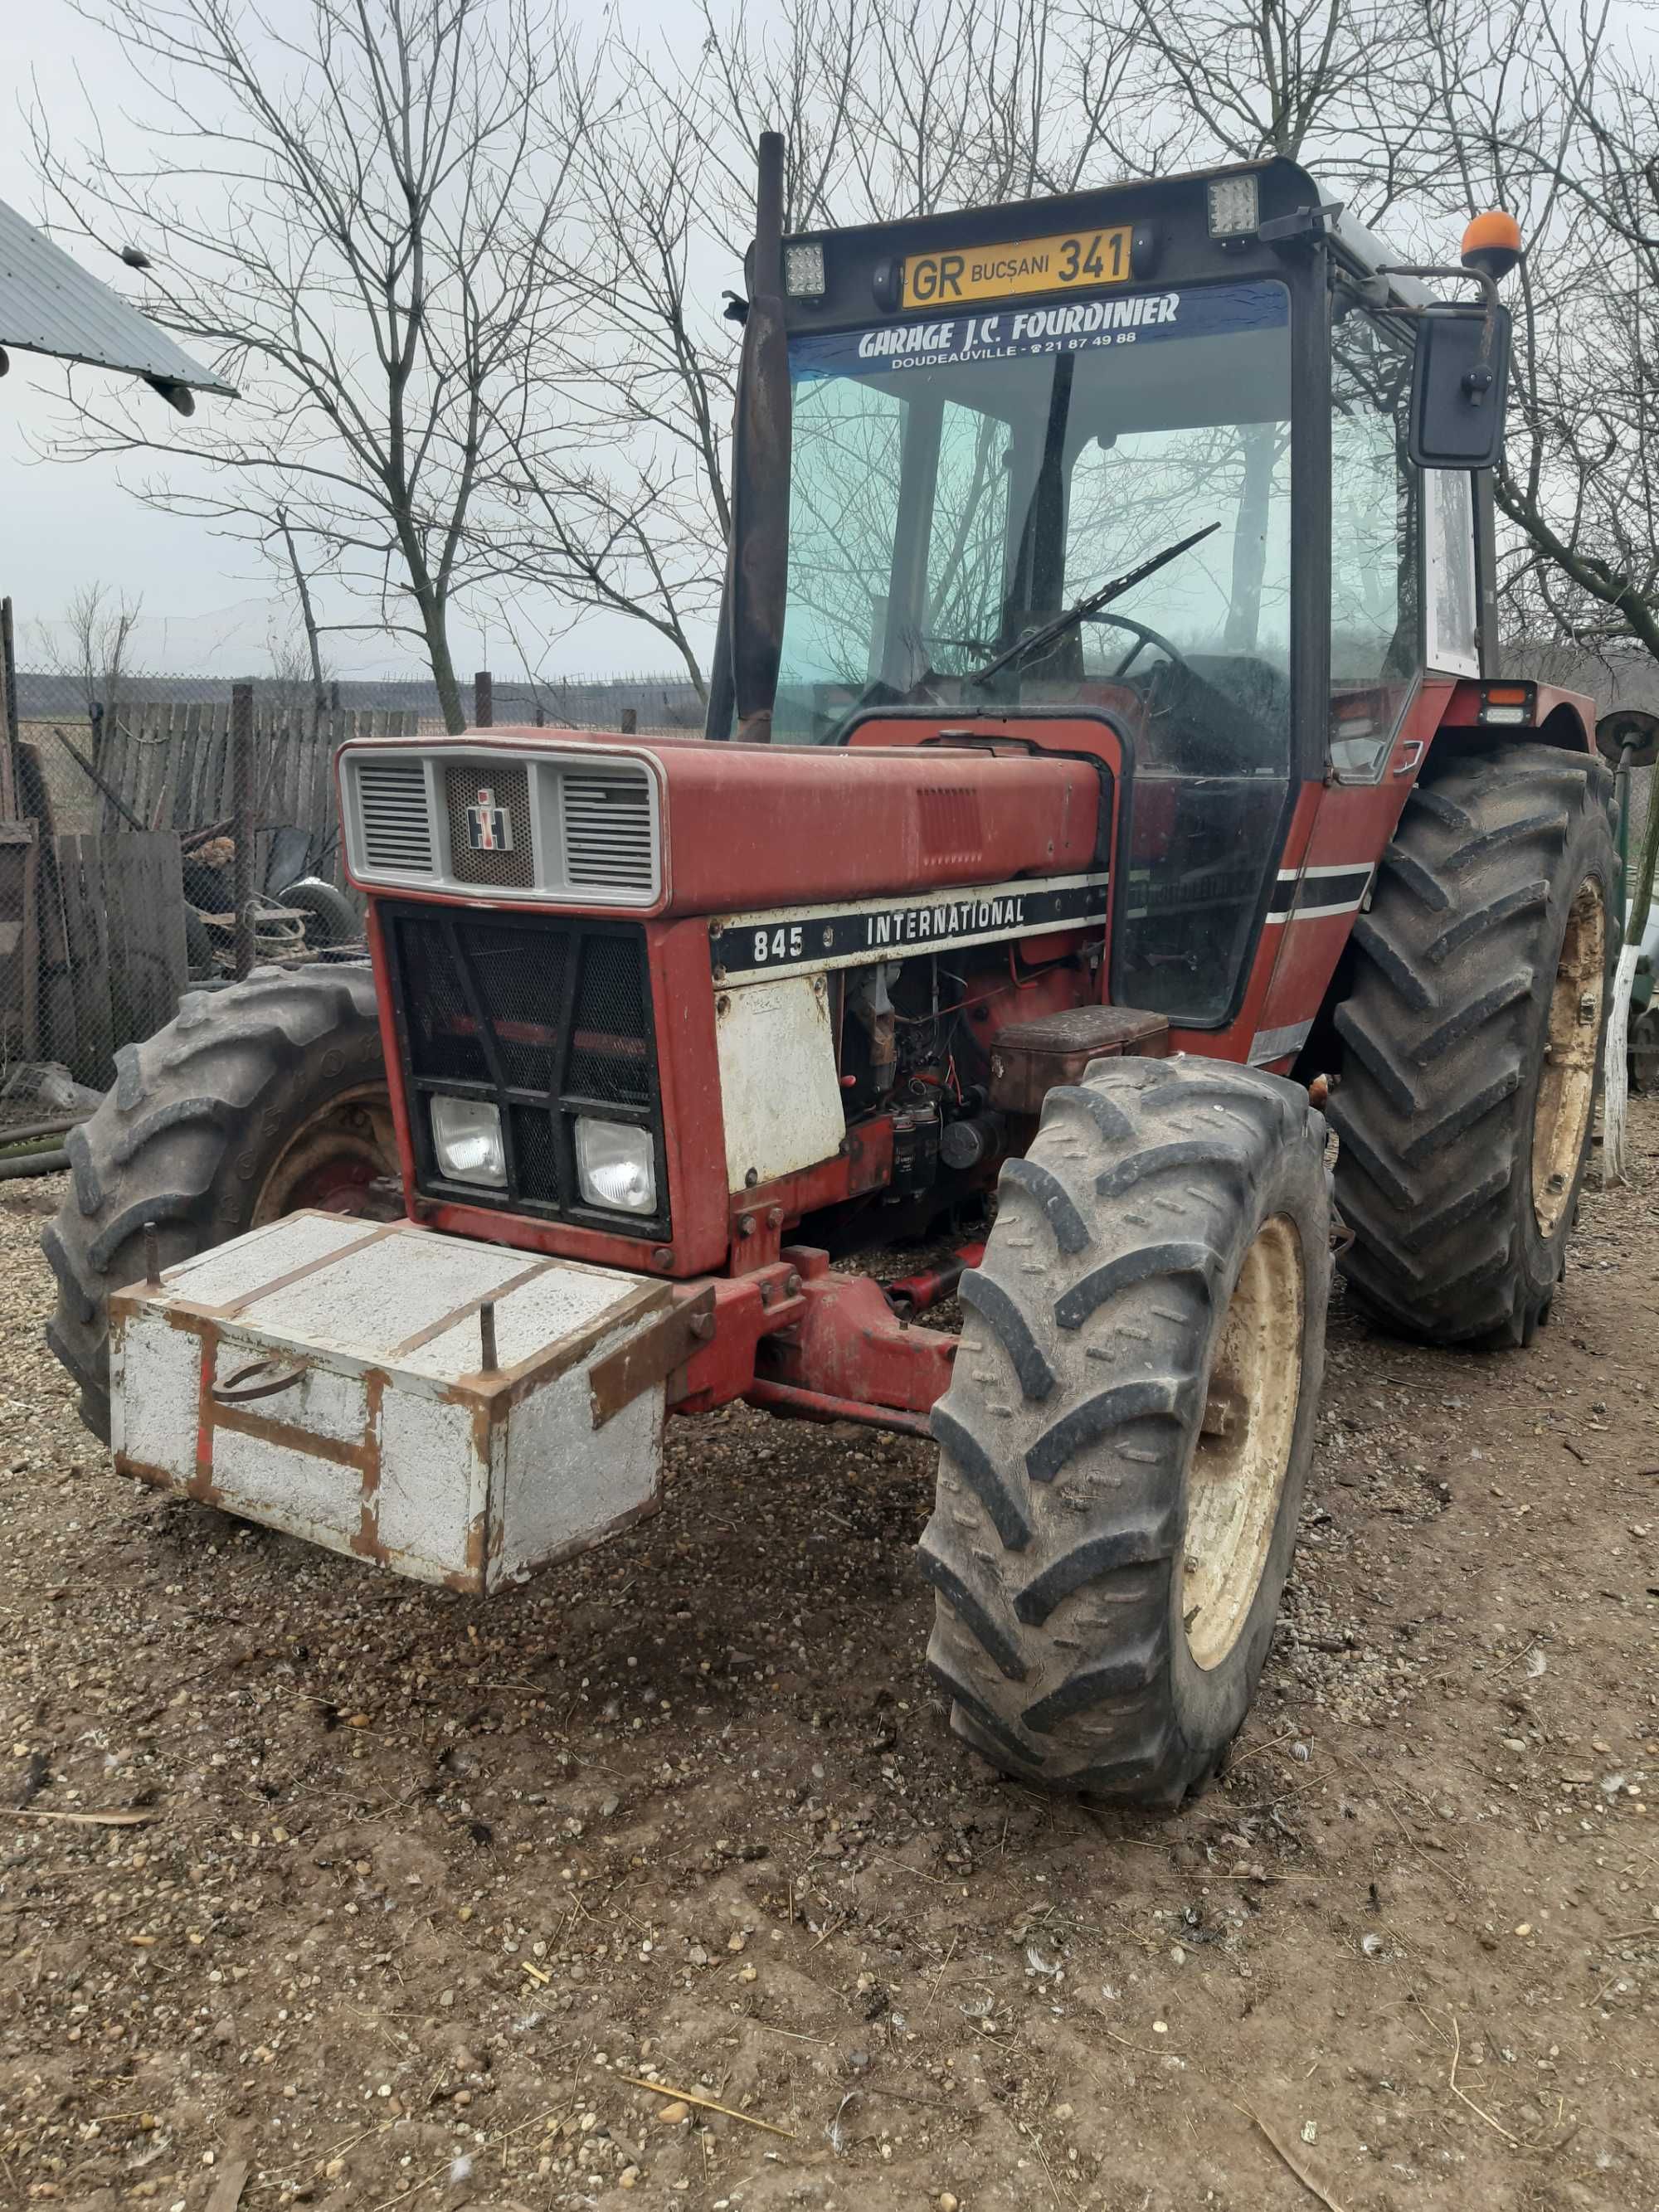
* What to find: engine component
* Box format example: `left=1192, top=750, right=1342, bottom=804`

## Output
left=851, top=964, right=901, bottom=1093
left=988, top=1004, right=1170, bottom=1115
left=890, top=1102, right=941, bottom=1193
left=939, top=1110, right=1005, bottom=1170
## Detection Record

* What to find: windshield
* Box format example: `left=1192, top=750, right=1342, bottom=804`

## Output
left=772, top=279, right=1296, bottom=1024
left=774, top=278, right=1292, bottom=766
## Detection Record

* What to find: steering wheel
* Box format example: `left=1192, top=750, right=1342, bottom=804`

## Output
left=1082, top=610, right=1194, bottom=683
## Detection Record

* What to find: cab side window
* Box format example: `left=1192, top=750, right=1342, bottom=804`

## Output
left=1330, top=306, right=1419, bottom=779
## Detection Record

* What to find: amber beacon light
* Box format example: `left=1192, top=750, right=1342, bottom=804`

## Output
left=1460, top=210, right=1523, bottom=280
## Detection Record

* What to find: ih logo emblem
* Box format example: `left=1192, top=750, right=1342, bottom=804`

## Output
left=467, top=787, right=513, bottom=853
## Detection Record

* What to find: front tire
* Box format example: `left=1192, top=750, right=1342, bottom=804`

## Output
left=1331, top=744, right=1616, bottom=1348
left=921, top=1055, right=1330, bottom=1807
left=43, top=966, right=395, bottom=1443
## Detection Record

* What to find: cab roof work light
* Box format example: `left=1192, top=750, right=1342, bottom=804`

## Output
left=784, top=241, right=826, bottom=299
left=1206, top=174, right=1259, bottom=238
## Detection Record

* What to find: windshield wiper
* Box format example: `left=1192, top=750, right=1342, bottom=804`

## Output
left=966, top=520, right=1221, bottom=689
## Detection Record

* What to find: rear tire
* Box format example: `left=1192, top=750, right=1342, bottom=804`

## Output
left=1331, top=745, right=1615, bottom=1348
left=42, top=966, right=394, bottom=1444
left=921, top=1055, right=1330, bottom=1807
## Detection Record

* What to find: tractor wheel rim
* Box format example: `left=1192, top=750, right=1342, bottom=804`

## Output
left=252, top=1082, right=399, bottom=1224
left=1531, top=878, right=1606, bottom=1237
left=1184, top=1214, right=1304, bottom=1673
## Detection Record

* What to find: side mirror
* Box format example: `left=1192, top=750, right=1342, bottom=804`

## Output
left=1596, top=708, right=1659, bottom=771
left=1408, top=303, right=1511, bottom=469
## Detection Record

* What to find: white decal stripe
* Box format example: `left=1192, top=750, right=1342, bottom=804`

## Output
left=1248, top=1019, right=1314, bottom=1065
left=1264, top=894, right=1368, bottom=924
left=720, top=871, right=1107, bottom=935
left=712, top=870, right=1110, bottom=982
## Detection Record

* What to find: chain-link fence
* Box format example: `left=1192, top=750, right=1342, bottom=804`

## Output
left=0, top=694, right=401, bottom=1129
left=2, top=621, right=702, bottom=1126
left=16, top=664, right=706, bottom=739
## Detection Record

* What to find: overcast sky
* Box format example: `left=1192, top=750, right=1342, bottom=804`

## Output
left=9, top=2, right=1653, bottom=687
left=0, top=0, right=717, bottom=683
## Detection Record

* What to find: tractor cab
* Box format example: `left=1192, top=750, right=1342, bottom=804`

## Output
left=716, top=157, right=1504, bottom=1027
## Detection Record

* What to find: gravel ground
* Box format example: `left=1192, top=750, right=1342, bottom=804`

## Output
left=3, top=1109, right=1658, bottom=2212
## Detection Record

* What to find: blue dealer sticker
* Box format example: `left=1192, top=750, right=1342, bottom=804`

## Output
left=791, top=280, right=1288, bottom=382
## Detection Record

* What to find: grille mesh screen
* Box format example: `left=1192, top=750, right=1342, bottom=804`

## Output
left=445, top=763, right=534, bottom=887
left=508, top=1104, right=561, bottom=1198
left=465, top=925, right=569, bottom=1091
left=392, top=909, right=659, bottom=1225
left=399, top=916, right=488, bottom=1085
left=567, top=934, right=652, bottom=1104
left=356, top=753, right=655, bottom=900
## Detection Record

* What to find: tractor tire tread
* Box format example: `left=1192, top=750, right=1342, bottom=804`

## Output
left=1332, top=744, right=1615, bottom=1345
left=923, top=1055, right=1330, bottom=1806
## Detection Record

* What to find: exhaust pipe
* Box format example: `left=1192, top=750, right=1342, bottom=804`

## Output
left=725, top=131, right=792, bottom=744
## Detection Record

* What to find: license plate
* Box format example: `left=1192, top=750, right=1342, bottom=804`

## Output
left=901, top=226, right=1133, bottom=310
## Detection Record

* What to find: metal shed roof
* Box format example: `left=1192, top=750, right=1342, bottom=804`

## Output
left=0, top=197, right=234, bottom=401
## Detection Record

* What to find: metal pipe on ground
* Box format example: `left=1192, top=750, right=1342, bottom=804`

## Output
left=0, top=1115, right=95, bottom=1148
left=0, top=1147, right=71, bottom=1179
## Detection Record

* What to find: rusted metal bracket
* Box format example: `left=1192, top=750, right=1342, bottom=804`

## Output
left=589, top=1284, right=717, bottom=1430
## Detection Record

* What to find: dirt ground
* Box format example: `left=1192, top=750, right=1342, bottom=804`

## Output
left=2, top=1110, right=1658, bottom=2212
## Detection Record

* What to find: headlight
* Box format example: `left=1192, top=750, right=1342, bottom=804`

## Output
left=431, top=1096, right=506, bottom=1187
left=576, top=1118, right=656, bottom=1214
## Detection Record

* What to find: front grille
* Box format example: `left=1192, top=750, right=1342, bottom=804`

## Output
left=399, top=914, right=489, bottom=1085
left=357, top=759, right=435, bottom=876
left=345, top=746, right=661, bottom=904
left=567, top=933, right=652, bottom=1104
left=445, top=763, right=535, bottom=888
left=384, top=903, right=666, bottom=1237
left=564, top=767, right=655, bottom=897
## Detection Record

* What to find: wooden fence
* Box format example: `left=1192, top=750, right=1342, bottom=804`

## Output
left=73, top=702, right=417, bottom=877
left=0, top=702, right=421, bottom=1095
left=1, top=826, right=189, bottom=1092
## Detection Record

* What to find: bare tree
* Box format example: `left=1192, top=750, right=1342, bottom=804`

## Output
left=32, top=0, right=596, bottom=733
left=1084, top=0, right=1655, bottom=684
left=493, top=0, right=1134, bottom=693
left=1081, top=0, right=1408, bottom=185
left=1438, top=0, right=1659, bottom=1174
left=263, top=620, right=335, bottom=737
left=270, top=506, right=330, bottom=734
left=485, top=77, right=737, bottom=696
left=31, top=582, right=146, bottom=752
left=1428, top=2, right=1659, bottom=670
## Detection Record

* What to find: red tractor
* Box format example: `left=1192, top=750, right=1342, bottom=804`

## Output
left=47, top=154, right=1615, bottom=1808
